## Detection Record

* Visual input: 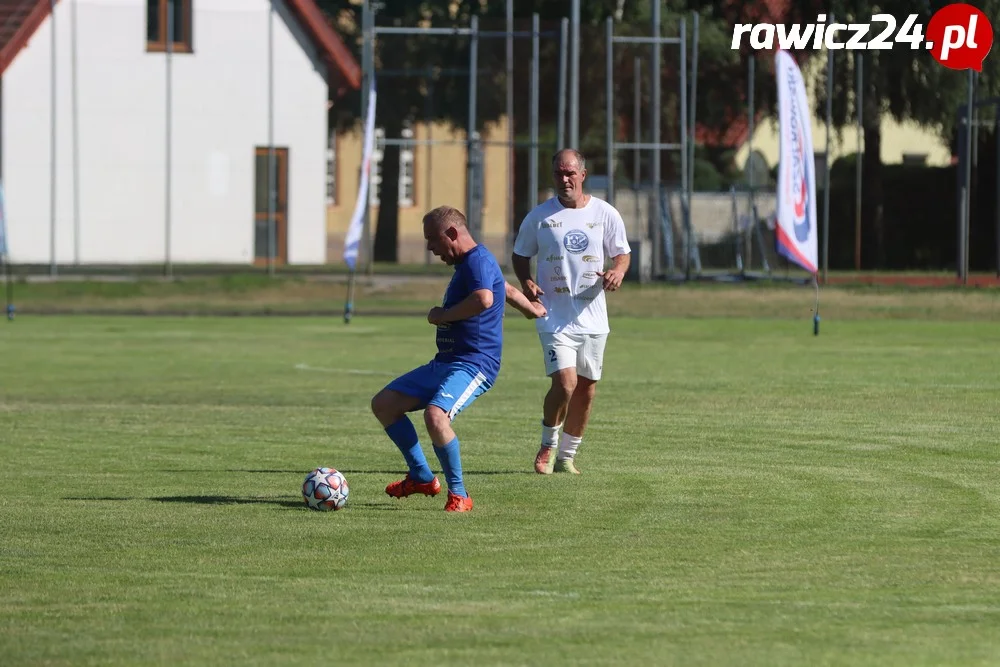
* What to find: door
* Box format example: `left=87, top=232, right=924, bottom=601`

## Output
left=254, top=147, right=289, bottom=266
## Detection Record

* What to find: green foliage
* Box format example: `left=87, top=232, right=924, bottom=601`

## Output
left=315, top=1, right=997, bottom=265
left=809, top=0, right=1000, bottom=143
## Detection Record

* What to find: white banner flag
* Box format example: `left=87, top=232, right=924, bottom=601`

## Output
left=343, top=80, right=377, bottom=271
left=775, top=50, right=818, bottom=274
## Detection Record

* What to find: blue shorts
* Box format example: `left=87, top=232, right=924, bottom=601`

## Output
left=385, top=360, right=492, bottom=421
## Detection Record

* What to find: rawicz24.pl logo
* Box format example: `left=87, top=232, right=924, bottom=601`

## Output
left=731, top=3, right=993, bottom=71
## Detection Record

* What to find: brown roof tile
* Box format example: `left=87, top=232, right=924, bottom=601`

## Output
left=0, top=0, right=53, bottom=76
left=0, top=0, right=360, bottom=93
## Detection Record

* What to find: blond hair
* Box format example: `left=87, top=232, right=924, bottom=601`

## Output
left=422, top=206, right=467, bottom=230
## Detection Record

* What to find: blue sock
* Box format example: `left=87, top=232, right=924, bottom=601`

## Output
left=385, top=417, right=435, bottom=483
left=433, top=437, right=467, bottom=498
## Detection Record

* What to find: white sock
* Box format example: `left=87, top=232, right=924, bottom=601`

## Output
left=557, top=432, right=582, bottom=460
left=541, top=421, right=561, bottom=448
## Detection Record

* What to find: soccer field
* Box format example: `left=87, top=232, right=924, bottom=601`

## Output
left=2, top=313, right=999, bottom=665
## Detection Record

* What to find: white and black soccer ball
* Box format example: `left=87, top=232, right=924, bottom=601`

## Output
left=302, top=467, right=349, bottom=511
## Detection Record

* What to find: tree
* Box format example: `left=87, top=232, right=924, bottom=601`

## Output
left=574, top=0, right=825, bottom=187
left=318, top=1, right=512, bottom=262
left=811, top=0, right=1000, bottom=267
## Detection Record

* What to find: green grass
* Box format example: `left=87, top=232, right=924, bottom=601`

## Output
left=1, top=312, right=999, bottom=665
left=7, top=273, right=1000, bottom=322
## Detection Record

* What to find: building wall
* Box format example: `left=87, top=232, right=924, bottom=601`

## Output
left=327, top=116, right=512, bottom=266
left=3, top=0, right=329, bottom=265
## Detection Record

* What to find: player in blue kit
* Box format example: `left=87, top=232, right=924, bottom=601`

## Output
left=370, top=206, right=546, bottom=512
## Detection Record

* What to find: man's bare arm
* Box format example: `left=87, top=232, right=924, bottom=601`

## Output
left=511, top=254, right=533, bottom=286
left=505, top=282, right=546, bottom=319
left=512, top=254, right=543, bottom=300
left=427, top=289, right=493, bottom=325
left=598, top=253, right=630, bottom=291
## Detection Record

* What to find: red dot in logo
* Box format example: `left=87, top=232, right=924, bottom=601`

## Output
left=926, top=3, right=994, bottom=71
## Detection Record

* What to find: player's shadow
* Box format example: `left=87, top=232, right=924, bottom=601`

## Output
left=63, top=495, right=304, bottom=509
left=153, top=496, right=425, bottom=511
left=153, top=495, right=305, bottom=508
left=63, top=496, right=432, bottom=511
left=163, top=468, right=535, bottom=476
left=339, top=468, right=535, bottom=476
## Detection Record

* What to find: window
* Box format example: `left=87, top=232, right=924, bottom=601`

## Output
left=369, top=128, right=384, bottom=207
left=398, top=126, right=415, bottom=208
left=147, top=0, right=193, bottom=53
left=369, top=124, right=416, bottom=208
left=326, top=129, right=337, bottom=207
left=253, top=147, right=289, bottom=265
left=813, top=151, right=828, bottom=186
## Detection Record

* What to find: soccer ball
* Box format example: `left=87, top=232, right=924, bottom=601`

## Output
left=302, top=467, right=349, bottom=511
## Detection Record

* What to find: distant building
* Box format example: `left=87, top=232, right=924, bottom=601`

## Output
left=1, top=0, right=360, bottom=266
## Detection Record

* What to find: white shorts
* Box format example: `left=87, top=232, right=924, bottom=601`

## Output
left=539, top=332, right=608, bottom=381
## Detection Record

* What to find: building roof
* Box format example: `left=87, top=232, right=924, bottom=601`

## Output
left=0, top=0, right=361, bottom=93
left=0, top=0, right=52, bottom=75
left=284, top=0, right=361, bottom=92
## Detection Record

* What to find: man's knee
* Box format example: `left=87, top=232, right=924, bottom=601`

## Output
left=423, top=404, right=450, bottom=434
left=371, top=389, right=402, bottom=425
left=552, top=370, right=578, bottom=395
left=574, top=377, right=598, bottom=401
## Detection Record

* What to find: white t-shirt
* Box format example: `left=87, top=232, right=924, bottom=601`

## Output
left=512, top=195, right=631, bottom=335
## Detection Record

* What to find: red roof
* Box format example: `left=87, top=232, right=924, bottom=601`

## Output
left=0, top=0, right=360, bottom=93
left=0, top=0, right=53, bottom=75
left=285, top=0, right=361, bottom=92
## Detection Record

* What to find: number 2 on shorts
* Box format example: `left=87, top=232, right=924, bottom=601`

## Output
left=548, top=349, right=557, bottom=362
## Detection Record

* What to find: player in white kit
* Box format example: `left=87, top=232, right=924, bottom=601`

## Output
left=511, top=149, right=631, bottom=474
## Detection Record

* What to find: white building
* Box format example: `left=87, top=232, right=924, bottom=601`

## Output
left=0, top=0, right=360, bottom=266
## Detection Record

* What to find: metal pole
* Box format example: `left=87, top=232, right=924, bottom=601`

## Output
left=822, top=24, right=833, bottom=283
left=1, top=76, right=12, bottom=320
left=557, top=18, right=567, bottom=149
left=732, top=185, right=743, bottom=272
left=680, top=17, right=689, bottom=280
left=570, top=0, right=580, bottom=149
left=633, top=56, right=641, bottom=228
left=505, top=0, right=513, bottom=264
left=746, top=54, right=754, bottom=272
left=688, top=12, right=698, bottom=195
left=466, top=15, right=479, bottom=239
left=605, top=17, right=614, bottom=205
left=995, top=109, right=999, bottom=278
left=363, top=1, right=374, bottom=279
left=49, top=0, right=57, bottom=276
left=424, top=74, right=433, bottom=265
left=71, top=0, right=80, bottom=265
left=165, top=1, right=173, bottom=278
left=685, top=12, right=700, bottom=278
left=529, top=14, right=539, bottom=207
left=956, top=103, right=965, bottom=280
left=854, top=52, right=863, bottom=271
left=267, top=3, right=276, bottom=276
left=961, top=69, right=974, bottom=284
left=651, top=0, right=661, bottom=277
left=972, top=76, right=979, bottom=170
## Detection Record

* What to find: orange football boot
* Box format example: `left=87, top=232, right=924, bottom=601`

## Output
left=385, top=475, right=442, bottom=498
left=444, top=492, right=474, bottom=512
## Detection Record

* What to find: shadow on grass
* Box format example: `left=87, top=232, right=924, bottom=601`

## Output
left=63, top=496, right=428, bottom=511
left=158, top=468, right=536, bottom=476
left=154, top=495, right=306, bottom=508
left=63, top=495, right=304, bottom=509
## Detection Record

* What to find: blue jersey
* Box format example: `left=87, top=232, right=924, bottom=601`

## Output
left=435, top=244, right=505, bottom=383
